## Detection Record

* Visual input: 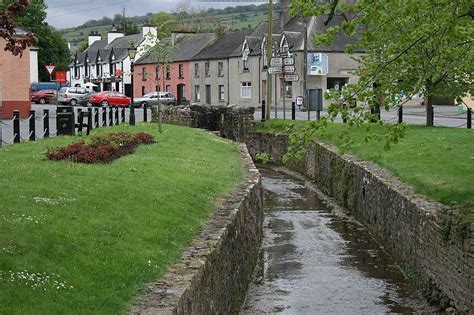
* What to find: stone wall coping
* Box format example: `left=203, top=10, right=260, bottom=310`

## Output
left=131, top=143, right=261, bottom=314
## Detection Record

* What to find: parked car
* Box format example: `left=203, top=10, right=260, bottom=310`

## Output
left=58, top=87, right=92, bottom=106
left=31, top=89, right=57, bottom=104
left=89, top=91, right=131, bottom=107
left=80, top=90, right=96, bottom=107
left=30, top=82, right=66, bottom=92
left=133, top=92, right=176, bottom=108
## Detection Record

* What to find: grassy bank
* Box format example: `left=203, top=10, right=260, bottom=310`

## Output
left=0, top=124, right=244, bottom=313
left=253, top=120, right=473, bottom=224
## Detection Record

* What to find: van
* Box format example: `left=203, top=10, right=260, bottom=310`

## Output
left=30, top=82, right=66, bottom=92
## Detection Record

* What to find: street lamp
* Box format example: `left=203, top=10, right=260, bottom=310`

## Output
left=128, top=43, right=137, bottom=126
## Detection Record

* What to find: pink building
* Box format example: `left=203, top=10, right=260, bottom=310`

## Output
left=134, top=33, right=215, bottom=104
left=0, top=30, right=32, bottom=118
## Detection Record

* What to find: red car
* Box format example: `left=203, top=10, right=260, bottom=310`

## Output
left=31, top=89, right=57, bottom=104
left=89, top=91, right=131, bottom=107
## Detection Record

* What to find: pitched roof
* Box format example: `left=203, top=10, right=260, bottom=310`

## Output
left=174, top=33, right=215, bottom=61
left=191, top=30, right=252, bottom=61
left=104, top=33, right=143, bottom=50
left=230, top=36, right=260, bottom=58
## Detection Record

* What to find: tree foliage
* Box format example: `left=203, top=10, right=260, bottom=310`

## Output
left=152, top=12, right=178, bottom=39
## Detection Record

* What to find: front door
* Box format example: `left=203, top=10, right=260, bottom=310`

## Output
left=177, top=84, right=185, bottom=105
left=205, top=85, right=211, bottom=104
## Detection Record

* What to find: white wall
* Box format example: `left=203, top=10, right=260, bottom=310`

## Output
left=30, top=48, right=38, bottom=83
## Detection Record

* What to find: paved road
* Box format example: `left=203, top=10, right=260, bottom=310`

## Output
left=0, top=104, right=151, bottom=146
left=255, top=105, right=473, bottom=128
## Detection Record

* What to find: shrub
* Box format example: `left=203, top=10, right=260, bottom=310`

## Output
left=47, top=132, right=155, bottom=164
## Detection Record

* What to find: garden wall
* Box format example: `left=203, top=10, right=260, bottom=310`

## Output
left=132, top=144, right=263, bottom=314
left=245, top=132, right=473, bottom=312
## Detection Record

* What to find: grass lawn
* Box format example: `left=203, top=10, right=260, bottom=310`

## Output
left=0, top=123, right=244, bottom=313
left=253, top=120, right=474, bottom=224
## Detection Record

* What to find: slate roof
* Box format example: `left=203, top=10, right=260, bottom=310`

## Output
left=134, top=38, right=172, bottom=65
left=191, top=30, right=252, bottom=61
left=173, top=33, right=215, bottom=61
left=230, top=36, right=261, bottom=58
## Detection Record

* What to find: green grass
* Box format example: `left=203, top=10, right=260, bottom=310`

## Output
left=0, top=123, right=244, bottom=313
left=253, top=120, right=474, bottom=224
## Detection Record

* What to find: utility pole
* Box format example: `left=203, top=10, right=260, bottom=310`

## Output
left=265, top=0, right=273, bottom=120
left=304, top=16, right=309, bottom=121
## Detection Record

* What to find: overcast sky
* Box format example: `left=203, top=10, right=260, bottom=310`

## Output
left=45, top=0, right=266, bottom=29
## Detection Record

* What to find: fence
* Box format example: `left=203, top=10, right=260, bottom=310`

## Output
left=0, top=106, right=151, bottom=147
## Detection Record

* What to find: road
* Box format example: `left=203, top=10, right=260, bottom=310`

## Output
left=254, top=105, right=473, bottom=128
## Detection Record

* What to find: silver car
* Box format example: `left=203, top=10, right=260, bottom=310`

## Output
left=134, top=92, right=176, bottom=108
left=59, top=87, right=91, bottom=106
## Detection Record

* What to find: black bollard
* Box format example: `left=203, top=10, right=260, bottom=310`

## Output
left=87, top=108, right=92, bottom=135
left=109, top=107, right=114, bottom=126
left=13, top=110, right=20, bottom=143
left=468, top=108, right=472, bottom=129
left=121, top=107, right=125, bottom=123
left=398, top=106, right=403, bottom=124
left=77, top=109, right=83, bottom=134
left=291, top=102, right=296, bottom=120
left=29, top=110, right=35, bottom=141
left=94, top=108, right=99, bottom=128
left=102, top=107, right=107, bottom=127
left=115, top=107, right=119, bottom=125
left=143, top=106, right=148, bottom=123
left=44, top=109, right=50, bottom=138
left=261, top=100, right=266, bottom=122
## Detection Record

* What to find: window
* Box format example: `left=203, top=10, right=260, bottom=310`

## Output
left=218, top=85, right=225, bottom=101
left=218, top=62, right=224, bottom=76
left=327, top=77, right=349, bottom=91
left=194, top=85, right=200, bottom=101
left=205, top=62, right=210, bottom=77
left=241, top=82, right=251, bottom=99
left=141, top=67, right=147, bottom=81
left=178, top=64, right=184, bottom=78
left=243, top=59, right=249, bottom=71
left=155, top=66, right=161, bottom=79
left=280, top=79, right=293, bottom=98
left=165, top=65, right=171, bottom=80
left=165, top=85, right=171, bottom=92
left=194, top=63, right=199, bottom=78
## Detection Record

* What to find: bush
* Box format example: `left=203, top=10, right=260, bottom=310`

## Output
left=47, top=132, right=155, bottom=163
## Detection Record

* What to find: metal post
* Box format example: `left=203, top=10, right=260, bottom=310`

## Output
left=292, top=101, right=296, bottom=120
left=283, top=80, right=286, bottom=120
left=467, top=108, right=472, bottom=129
left=304, top=16, right=309, bottom=121
left=44, top=109, right=50, bottom=138
left=77, top=108, right=83, bottom=134
left=102, top=107, right=107, bottom=127
left=265, top=0, right=273, bottom=120
left=398, top=106, right=403, bottom=124
left=274, top=75, right=277, bottom=119
left=121, top=107, right=125, bottom=123
left=13, top=110, right=20, bottom=143
left=261, top=100, right=266, bottom=122
left=144, top=106, right=148, bottom=123
left=130, top=62, right=136, bottom=125
left=158, top=102, right=163, bottom=133
left=109, top=107, right=113, bottom=126
left=115, top=107, right=119, bottom=124
left=94, top=108, right=99, bottom=128
left=87, top=108, right=92, bottom=135
left=29, top=110, right=35, bottom=141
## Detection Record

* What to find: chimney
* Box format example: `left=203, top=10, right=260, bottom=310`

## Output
left=142, top=24, right=157, bottom=38
left=88, top=31, right=102, bottom=46
left=280, top=0, right=290, bottom=29
left=107, top=24, right=124, bottom=44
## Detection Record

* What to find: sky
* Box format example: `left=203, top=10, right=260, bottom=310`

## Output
left=45, top=0, right=267, bottom=29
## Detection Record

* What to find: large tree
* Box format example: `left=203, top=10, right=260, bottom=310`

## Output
left=292, top=0, right=474, bottom=126
left=2, top=0, right=70, bottom=81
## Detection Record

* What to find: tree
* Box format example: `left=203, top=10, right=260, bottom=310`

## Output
left=0, top=0, right=37, bottom=57
left=6, top=0, right=70, bottom=81
left=152, top=12, right=178, bottom=39
left=77, top=41, right=89, bottom=52
left=294, top=0, right=474, bottom=126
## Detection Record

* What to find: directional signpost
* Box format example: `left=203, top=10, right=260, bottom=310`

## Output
left=268, top=66, right=282, bottom=74
left=283, top=65, right=296, bottom=73
left=284, top=57, right=295, bottom=66
left=284, top=74, right=300, bottom=82
left=270, top=57, right=283, bottom=67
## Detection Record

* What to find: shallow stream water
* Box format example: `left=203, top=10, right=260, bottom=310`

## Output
left=241, top=167, right=435, bottom=314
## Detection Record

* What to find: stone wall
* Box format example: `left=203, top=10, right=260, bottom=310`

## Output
left=245, top=132, right=473, bottom=312
left=163, top=105, right=255, bottom=142
left=132, top=144, right=263, bottom=314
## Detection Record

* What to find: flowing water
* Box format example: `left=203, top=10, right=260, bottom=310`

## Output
left=241, top=167, right=435, bottom=314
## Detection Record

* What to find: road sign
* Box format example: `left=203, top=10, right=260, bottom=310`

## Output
left=284, top=57, right=295, bottom=66
left=271, top=58, right=283, bottom=67
left=284, top=74, right=300, bottom=82
left=283, top=65, right=296, bottom=73
left=55, top=71, right=67, bottom=84
left=268, top=66, right=282, bottom=74
left=45, top=64, right=56, bottom=74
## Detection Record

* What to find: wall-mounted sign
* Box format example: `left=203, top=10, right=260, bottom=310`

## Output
left=284, top=74, right=300, bottom=82
left=271, top=58, right=283, bottom=67
left=283, top=65, right=296, bottom=73
left=307, top=53, right=329, bottom=75
left=268, top=66, right=282, bottom=74
left=296, top=96, right=304, bottom=105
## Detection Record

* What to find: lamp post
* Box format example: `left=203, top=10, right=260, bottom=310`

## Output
left=128, top=43, right=137, bottom=126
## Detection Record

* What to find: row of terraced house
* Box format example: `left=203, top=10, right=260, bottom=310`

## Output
left=70, top=0, right=363, bottom=110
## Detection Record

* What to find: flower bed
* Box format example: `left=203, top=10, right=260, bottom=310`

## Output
left=46, top=132, right=155, bottom=163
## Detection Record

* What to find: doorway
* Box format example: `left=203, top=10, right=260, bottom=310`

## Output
left=177, top=84, right=186, bottom=105
left=205, top=85, right=211, bottom=104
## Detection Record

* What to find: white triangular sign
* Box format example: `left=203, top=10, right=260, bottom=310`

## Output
left=45, top=65, right=56, bottom=74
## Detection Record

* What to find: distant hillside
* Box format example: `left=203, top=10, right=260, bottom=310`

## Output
left=59, top=4, right=279, bottom=52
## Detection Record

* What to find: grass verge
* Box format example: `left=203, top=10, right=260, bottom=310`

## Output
left=0, top=123, right=244, bottom=313
left=253, top=120, right=474, bottom=227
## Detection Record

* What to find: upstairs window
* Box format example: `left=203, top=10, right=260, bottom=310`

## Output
left=205, top=62, right=210, bottom=77
left=218, top=62, right=224, bottom=76
left=165, top=65, right=171, bottom=80
left=194, top=63, right=199, bottom=78
left=178, top=64, right=184, bottom=78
